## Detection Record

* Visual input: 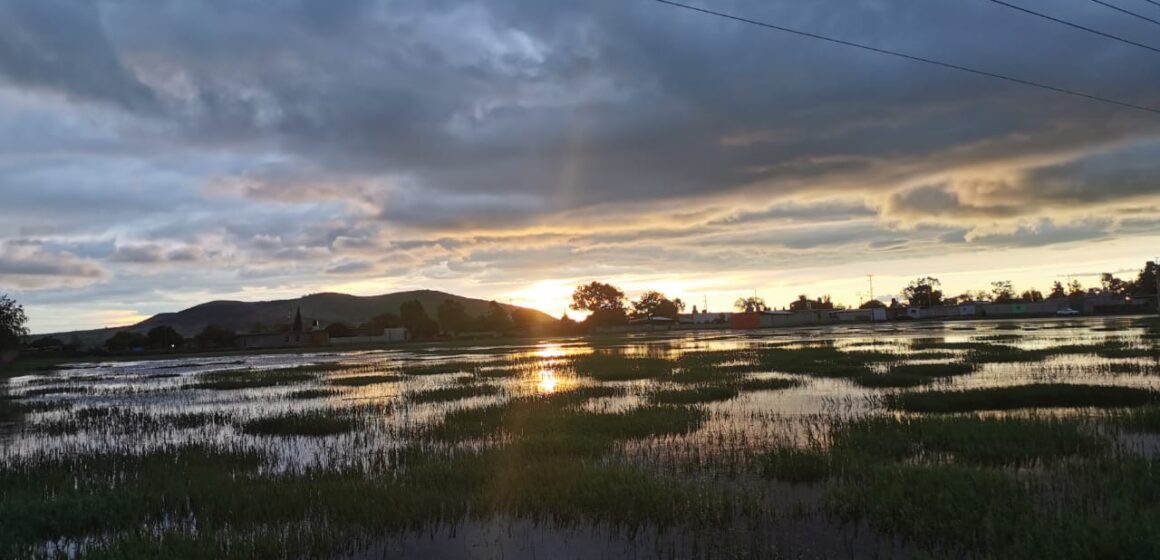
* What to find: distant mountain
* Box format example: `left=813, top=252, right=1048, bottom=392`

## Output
left=41, top=290, right=555, bottom=347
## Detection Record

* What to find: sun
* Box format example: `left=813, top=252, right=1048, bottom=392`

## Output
left=510, top=280, right=574, bottom=316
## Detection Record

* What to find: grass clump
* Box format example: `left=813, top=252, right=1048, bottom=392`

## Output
left=409, top=384, right=500, bottom=404
left=402, top=360, right=489, bottom=376
left=572, top=353, right=673, bottom=381
left=288, top=388, right=341, bottom=400
left=736, top=377, right=802, bottom=392
left=760, top=448, right=832, bottom=483
left=885, top=383, right=1160, bottom=413
left=329, top=374, right=404, bottom=387
left=240, top=410, right=358, bottom=436
left=853, top=362, right=975, bottom=388
left=650, top=385, right=738, bottom=405
left=831, top=415, right=1106, bottom=466
left=191, top=368, right=314, bottom=390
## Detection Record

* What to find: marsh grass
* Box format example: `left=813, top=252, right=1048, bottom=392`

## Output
left=402, top=360, right=491, bottom=376
left=649, top=385, right=738, bottom=405
left=329, top=374, right=404, bottom=387
left=885, top=384, right=1160, bottom=413
left=572, top=353, right=673, bottom=381
left=190, top=368, right=315, bottom=390
left=408, top=384, right=500, bottom=404
left=240, top=409, right=358, bottom=436
left=288, top=388, right=341, bottom=400
left=39, top=407, right=230, bottom=435
left=760, top=448, right=831, bottom=483
left=735, top=377, right=802, bottom=392
left=853, top=362, right=975, bottom=388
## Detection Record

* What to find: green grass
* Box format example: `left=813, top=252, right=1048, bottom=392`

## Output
left=329, top=374, right=404, bottom=387
left=885, top=384, right=1160, bottom=413
left=408, top=384, right=500, bottom=403
left=190, top=368, right=315, bottom=390
left=240, top=410, right=358, bottom=436
left=649, top=385, right=738, bottom=405
left=852, top=362, right=975, bottom=388
left=571, top=353, right=673, bottom=381
left=830, top=415, right=1106, bottom=466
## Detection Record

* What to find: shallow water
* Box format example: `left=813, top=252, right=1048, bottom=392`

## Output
left=2, top=315, right=1157, bottom=558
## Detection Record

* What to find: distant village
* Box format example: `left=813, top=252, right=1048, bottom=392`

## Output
left=11, top=261, right=1159, bottom=359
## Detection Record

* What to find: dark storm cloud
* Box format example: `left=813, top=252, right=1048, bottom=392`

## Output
left=0, top=0, right=156, bottom=110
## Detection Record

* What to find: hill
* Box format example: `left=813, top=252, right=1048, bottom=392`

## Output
left=42, top=290, right=556, bottom=347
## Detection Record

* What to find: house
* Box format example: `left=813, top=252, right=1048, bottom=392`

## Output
left=237, top=306, right=330, bottom=349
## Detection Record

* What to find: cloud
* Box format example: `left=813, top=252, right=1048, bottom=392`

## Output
left=0, top=241, right=108, bottom=288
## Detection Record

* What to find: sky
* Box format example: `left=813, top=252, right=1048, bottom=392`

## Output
left=2, top=0, right=1159, bottom=334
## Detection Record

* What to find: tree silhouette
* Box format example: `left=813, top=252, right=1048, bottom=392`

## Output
left=0, top=294, right=28, bottom=352
left=733, top=296, right=767, bottom=312
left=631, top=291, right=685, bottom=319
left=145, top=326, right=184, bottom=350
left=436, top=299, right=469, bottom=334
left=1049, top=281, right=1067, bottom=299
left=903, top=277, right=943, bottom=308
left=991, top=281, right=1015, bottom=303
left=571, top=282, right=628, bottom=327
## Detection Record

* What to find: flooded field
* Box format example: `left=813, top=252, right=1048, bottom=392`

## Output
left=3, top=316, right=1160, bottom=559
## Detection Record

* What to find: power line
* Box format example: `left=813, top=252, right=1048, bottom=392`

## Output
left=1085, top=0, right=1160, bottom=26
left=982, top=0, right=1160, bottom=53
left=647, top=0, right=1160, bottom=115
left=1143, top=0, right=1160, bottom=9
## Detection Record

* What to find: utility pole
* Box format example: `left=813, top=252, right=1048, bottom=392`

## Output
left=867, top=274, right=875, bottom=304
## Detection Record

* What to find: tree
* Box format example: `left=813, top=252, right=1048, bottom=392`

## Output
left=0, top=294, right=29, bottom=352
left=510, top=307, right=543, bottom=331
left=481, top=301, right=514, bottom=332
left=324, top=322, right=352, bottom=338
left=1067, top=280, right=1085, bottom=297
left=400, top=300, right=439, bottom=339
left=292, top=308, right=303, bottom=333
left=1133, top=261, right=1158, bottom=297
left=194, top=325, right=236, bottom=349
left=1049, top=281, right=1067, bottom=299
left=734, top=296, right=767, bottom=313
left=859, top=299, right=886, bottom=309
left=571, top=282, right=626, bottom=313
left=571, top=282, right=628, bottom=327
left=106, top=331, right=147, bottom=353
left=991, top=281, right=1015, bottom=303
left=364, top=312, right=401, bottom=331
left=1020, top=289, right=1044, bottom=303
left=631, top=291, right=685, bottom=319
left=146, top=326, right=184, bottom=350
left=1100, top=273, right=1130, bottom=296
left=903, top=277, right=943, bottom=308
left=436, top=299, right=470, bottom=334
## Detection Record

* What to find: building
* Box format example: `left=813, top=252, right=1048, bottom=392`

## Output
left=833, top=308, right=887, bottom=322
